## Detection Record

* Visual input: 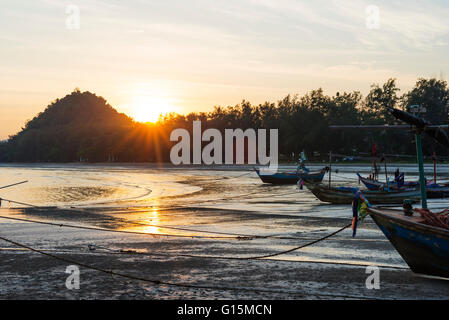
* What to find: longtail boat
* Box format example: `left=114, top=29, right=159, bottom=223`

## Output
left=368, top=206, right=449, bottom=278
left=255, top=167, right=327, bottom=184
left=426, top=182, right=449, bottom=199
left=358, top=173, right=449, bottom=199
left=303, top=181, right=420, bottom=204
left=338, top=106, right=449, bottom=278
left=357, top=173, right=418, bottom=190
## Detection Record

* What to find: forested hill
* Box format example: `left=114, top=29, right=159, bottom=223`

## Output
left=0, top=90, right=153, bottom=162
left=1, top=78, right=449, bottom=163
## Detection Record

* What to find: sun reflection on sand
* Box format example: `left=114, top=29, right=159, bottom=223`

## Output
left=140, top=208, right=161, bottom=234
left=119, top=207, right=163, bottom=234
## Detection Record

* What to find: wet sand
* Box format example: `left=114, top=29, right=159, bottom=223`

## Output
left=0, top=164, right=448, bottom=299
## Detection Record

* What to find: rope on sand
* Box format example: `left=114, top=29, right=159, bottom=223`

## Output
left=0, top=211, right=385, bottom=243
left=85, top=243, right=407, bottom=270
left=0, top=214, right=351, bottom=258
left=0, top=234, right=383, bottom=299
left=0, top=198, right=40, bottom=208
left=0, top=180, right=370, bottom=242
left=243, top=223, right=352, bottom=259
left=0, top=215, right=249, bottom=240
left=193, top=171, right=253, bottom=183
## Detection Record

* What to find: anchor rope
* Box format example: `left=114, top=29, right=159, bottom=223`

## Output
left=0, top=214, right=352, bottom=258
left=0, top=245, right=405, bottom=269
left=0, top=234, right=381, bottom=299
left=0, top=174, right=350, bottom=242
left=84, top=243, right=406, bottom=269
left=0, top=215, right=249, bottom=240
left=0, top=210, right=359, bottom=242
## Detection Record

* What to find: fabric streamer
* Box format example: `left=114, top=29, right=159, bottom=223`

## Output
left=352, top=192, right=360, bottom=237
left=351, top=191, right=371, bottom=237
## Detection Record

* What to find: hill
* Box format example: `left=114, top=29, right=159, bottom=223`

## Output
left=0, top=89, right=159, bottom=162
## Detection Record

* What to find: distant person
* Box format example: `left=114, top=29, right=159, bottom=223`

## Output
left=395, top=168, right=400, bottom=179
left=374, top=163, right=379, bottom=178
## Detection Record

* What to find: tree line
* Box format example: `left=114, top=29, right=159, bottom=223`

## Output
left=1, top=78, right=449, bottom=163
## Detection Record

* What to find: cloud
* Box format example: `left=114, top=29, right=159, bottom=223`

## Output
left=247, top=0, right=449, bottom=51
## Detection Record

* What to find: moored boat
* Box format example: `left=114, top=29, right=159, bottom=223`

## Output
left=368, top=206, right=449, bottom=278
left=255, top=167, right=327, bottom=184
left=358, top=173, right=449, bottom=199
left=357, top=173, right=419, bottom=190
left=303, top=181, right=420, bottom=204
left=348, top=106, right=449, bottom=278
left=426, top=183, right=449, bottom=199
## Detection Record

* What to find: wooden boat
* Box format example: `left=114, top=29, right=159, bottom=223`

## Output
left=426, top=183, right=449, bottom=199
left=255, top=167, right=327, bottom=184
left=368, top=207, right=449, bottom=278
left=357, top=173, right=419, bottom=190
left=357, top=174, right=386, bottom=190
left=358, top=173, right=449, bottom=199
left=346, top=107, right=449, bottom=278
left=303, top=181, right=421, bottom=204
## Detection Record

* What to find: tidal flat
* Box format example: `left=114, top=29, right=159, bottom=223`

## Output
left=0, top=163, right=448, bottom=299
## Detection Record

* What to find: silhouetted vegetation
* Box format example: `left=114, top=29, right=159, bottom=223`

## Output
left=1, top=78, right=449, bottom=163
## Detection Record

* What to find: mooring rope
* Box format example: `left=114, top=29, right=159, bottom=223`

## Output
left=85, top=243, right=407, bottom=270
left=0, top=198, right=41, bottom=208
left=125, top=218, right=358, bottom=241
left=0, top=211, right=384, bottom=243
left=0, top=245, right=406, bottom=270
left=0, top=181, right=28, bottom=190
left=209, top=171, right=253, bottom=182
left=0, top=181, right=365, bottom=242
left=331, top=173, right=359, bottom=182
left=0, top=215, right=245, bottom=240
left=0, top=234, right=381, bottom=299
left=185, top=171, right=253, bottom=185
left=0, top=214, right=352, bottom=258
left=242, top=222, right=352, bottom=259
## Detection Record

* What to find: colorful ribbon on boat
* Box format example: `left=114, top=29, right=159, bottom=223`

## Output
left=351, top=190, right=371, bottom=237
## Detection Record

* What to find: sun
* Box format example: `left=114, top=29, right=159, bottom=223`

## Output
left=130, top=96, right=174, bottom=123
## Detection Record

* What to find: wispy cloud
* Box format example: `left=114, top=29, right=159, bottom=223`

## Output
left=1, top=0, right=448, bottom=138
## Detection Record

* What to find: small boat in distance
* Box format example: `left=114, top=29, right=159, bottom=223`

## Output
left=255, top=166, right=328, bottom=184
left=357, top=173, right=418, bottom=190
left=358, top=173, right=449, bottom=199
left=426, top=182, right=449, bottom=199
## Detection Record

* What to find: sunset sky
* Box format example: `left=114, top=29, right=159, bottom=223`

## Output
left=1, top=0, right=449, bottom=139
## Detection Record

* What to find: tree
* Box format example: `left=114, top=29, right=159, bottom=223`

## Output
left=402, top=78, right=449, bottom=124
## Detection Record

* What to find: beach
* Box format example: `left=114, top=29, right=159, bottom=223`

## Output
left=1, top=163, right=448, bottom=299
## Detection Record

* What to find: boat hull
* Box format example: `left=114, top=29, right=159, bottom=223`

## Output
left=256, top=172, right=298, bottom=184
left=256, top=168, right=325, bottom=185
left=426, top=186, right=449, bottom=199
left=304, top=182, right=421, bottom=204
left=357, top=173, right=419, bottom=190
left=358, top=174, right=449, bottom=199
left=368, top=207, right=449, bottom=278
